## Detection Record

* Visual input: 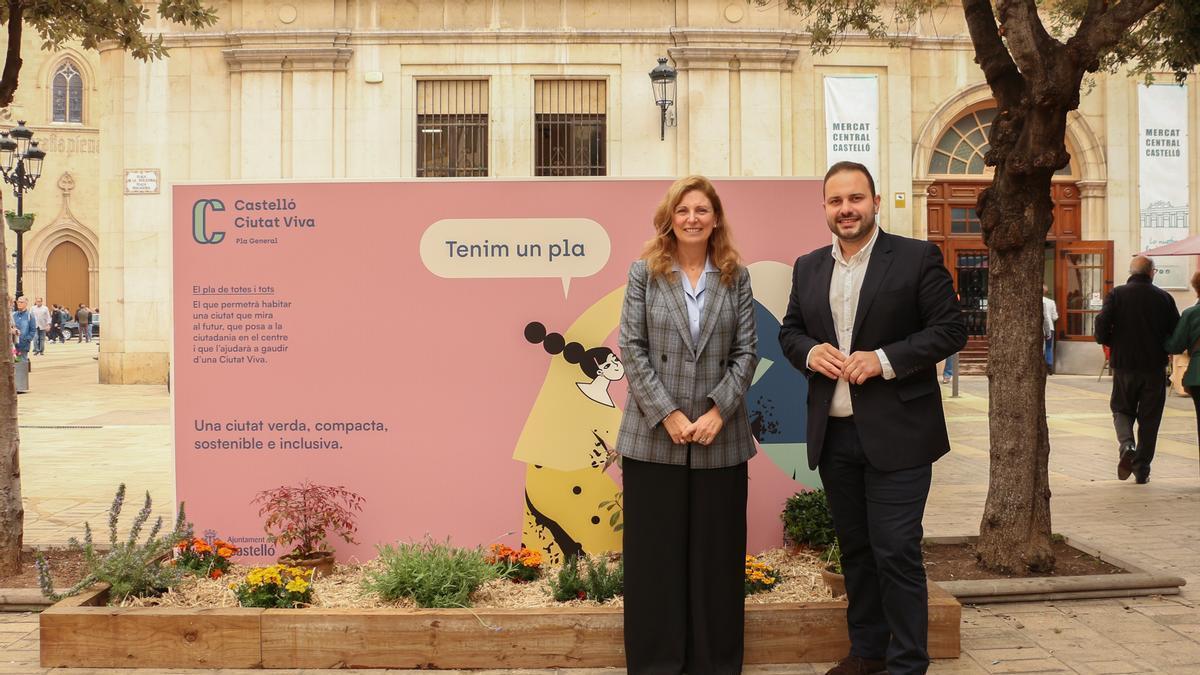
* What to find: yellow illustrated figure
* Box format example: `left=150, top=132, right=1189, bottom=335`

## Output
left=514, top=287, right=625, bottom=564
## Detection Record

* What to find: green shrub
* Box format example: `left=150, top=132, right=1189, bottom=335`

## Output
left=550, top=554, right=623, bottom=603
left=36, top=484, right=192, bottom=604
left=781, top=489, right=836, bottom=548
left=363, top=539, right=497, bottom=608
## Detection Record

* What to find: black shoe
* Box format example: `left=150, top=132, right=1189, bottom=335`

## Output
left=825, top=655, right=888, bottom=675
left=1135, top=466, right=1151, bottom=484
left=1118, top=442, right=1136, bottom=481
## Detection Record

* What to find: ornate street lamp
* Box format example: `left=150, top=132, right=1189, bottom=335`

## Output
left=1, top=121, right=47, bottom=303
left=649, top=57, right=677, bottom=141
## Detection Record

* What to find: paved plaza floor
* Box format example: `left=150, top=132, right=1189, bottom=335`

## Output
left=2, top=342, right=1198, bottom=674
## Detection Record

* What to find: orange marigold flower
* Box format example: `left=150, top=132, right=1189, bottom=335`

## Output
left=194, top=542, right=213, bottom=554
left=210, top=569, right=223, bottom=579
left=218, top=547, right=234, bottom=558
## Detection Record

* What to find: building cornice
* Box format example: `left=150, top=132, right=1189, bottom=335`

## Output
left=221, top=30, right=354, bottom=72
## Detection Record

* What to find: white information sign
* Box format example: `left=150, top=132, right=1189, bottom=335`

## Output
left=124, top=169, right=160, bottom=195
left=1138, top=84, right=1190, bottom=289
left=824, top=76, right=880, bottom=185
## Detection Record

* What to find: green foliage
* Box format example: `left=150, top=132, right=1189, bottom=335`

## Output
left=35, top=483, right=192, bottom=604
left=781, top=489, right=836, bottom=549
left=1047, top=0, right=1200, bottom=83
left=549, top=554, right=624, bottom=603
left=758, top=0, right=947, bottom=55
left=598, top=491, right=624, bottom=532
left=5, top=1, right=219, bottom=61
left=363, top=539, right=497, bottom=608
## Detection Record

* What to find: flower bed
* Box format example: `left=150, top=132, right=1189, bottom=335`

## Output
left=40, top=548, right=961, bottom=669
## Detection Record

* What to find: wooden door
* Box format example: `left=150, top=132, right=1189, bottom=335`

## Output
left=46, top=241, right=89, bottom=311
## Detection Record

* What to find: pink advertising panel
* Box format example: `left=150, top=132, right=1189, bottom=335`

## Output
left=173, top=179, right=827, bottom=563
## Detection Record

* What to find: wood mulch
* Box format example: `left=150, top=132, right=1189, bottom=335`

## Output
left=3, top=541, right=1127, bottom=607
left=922, top=540, right=1126, bottom=581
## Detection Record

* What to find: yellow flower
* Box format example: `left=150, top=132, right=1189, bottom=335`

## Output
left=285, top=577, right=309, bottom=594
left=764, top=577, right=776, bottom=585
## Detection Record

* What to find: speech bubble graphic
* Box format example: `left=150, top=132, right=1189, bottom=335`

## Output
left=420, top=218, right=612, bottom=296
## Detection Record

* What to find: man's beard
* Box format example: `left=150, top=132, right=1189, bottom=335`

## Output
left=829, top=212, right=876, bottom=242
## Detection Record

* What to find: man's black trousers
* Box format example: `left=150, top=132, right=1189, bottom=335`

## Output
left=1109, top=368, right=1168, bottom=473
left=622, top=452, right=748, bottom=675
left=820, top=417, right=933, bottom=675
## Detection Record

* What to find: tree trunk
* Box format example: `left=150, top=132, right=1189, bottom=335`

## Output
left=975, top=109, right=1064, bottom=573
left=0, top=190, right=23, bottom=575
left=975, top=190, right=1054, bottom=572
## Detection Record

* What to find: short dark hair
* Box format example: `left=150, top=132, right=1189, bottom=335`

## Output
left=1190, top=270, right=1200, bottom=296
left=823, top=161, right=876, bottom=197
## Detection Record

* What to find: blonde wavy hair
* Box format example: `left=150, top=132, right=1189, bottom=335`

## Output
left=640, top=175, right=742, bottom=286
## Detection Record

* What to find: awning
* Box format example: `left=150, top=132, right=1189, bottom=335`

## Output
left=1140, top=234, right=1200, bottom=256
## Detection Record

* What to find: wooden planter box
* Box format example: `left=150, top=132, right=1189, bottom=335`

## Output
left=41, top=583, right=960, bottom=669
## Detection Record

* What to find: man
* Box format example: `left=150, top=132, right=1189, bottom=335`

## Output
left=49, top=303, right=63, bottom=343
left=1042, top=286, right=1058, bottom=373
left=75, top=303, right=93, bottom=343
left=30, top=297, right=51, bottom=355
left=10, top=296, right=37, bottom=359
left=1095, top=256, right=1178, bottom=484
left=780, top=162, right=966, bottom=675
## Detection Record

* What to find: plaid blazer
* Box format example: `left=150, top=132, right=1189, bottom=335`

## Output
left=616, top=259, right=759, bottom=468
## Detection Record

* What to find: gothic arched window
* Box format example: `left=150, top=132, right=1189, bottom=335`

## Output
left=52, top=61, right=84, bottom=124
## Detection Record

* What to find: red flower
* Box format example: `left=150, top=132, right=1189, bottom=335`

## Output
left=209, top=569, right=223, bottom=579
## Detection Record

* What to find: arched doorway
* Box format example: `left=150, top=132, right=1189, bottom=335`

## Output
left=923, top=102, right=1112, bottom=372
left=46, top=240, right=90, bottom=311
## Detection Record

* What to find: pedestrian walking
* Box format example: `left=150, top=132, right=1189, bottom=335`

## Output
left=1043, top=285, right=1059, bottom=373
left=30, top=297, right=51, bottom=355
left=1164, top=270, right=1200, bottom=464
left=11, top=296, right=37, bottom=359
left=1095, top=256, right=1179, bottom=484
left=75, top=303, right=93, bottom=343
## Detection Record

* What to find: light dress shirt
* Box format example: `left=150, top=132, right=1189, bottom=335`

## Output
left=673, top=257, right=719, bottom=344
left=806, top=226, right=896, bottom=417
left=1042, top=296, right=1058, bottom=338
left=31, top=304, right=51, bottom=331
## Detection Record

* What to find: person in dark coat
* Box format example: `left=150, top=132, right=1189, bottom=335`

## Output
left=1095, top=255, right=1180, bottom=484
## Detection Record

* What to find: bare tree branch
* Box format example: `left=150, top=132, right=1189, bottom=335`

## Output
left=961, top=0, right=1023, bottom=106
left=0, top=0, right=24, bottom=108
left=1069, top=0, right=1164, bottom=65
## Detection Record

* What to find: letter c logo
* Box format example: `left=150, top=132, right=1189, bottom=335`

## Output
left=192, top=199, right=226, bottom=244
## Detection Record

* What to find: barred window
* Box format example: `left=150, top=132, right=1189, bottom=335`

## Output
left=52, top=61, right=84, bottom=124
left=534, top=80, right=606, bottom=176
left=416, top=80, right=488, bottom=177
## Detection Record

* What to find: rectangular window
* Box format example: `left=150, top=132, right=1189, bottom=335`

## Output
left=950, top=206, right=981, bottom=234
left=534, top=80, right=607, bottom=176
left=1058, top=240, right=1113, bottom=340
left=416, top=80, right=488, bottom=177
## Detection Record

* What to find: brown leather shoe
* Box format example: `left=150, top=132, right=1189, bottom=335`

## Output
left=824, top=654, right=888, bottom=675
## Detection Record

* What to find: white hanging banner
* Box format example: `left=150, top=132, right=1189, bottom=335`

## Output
left=1138, top=84, right=1190, bottom=289
left=824, top=76, right=880, bottom=186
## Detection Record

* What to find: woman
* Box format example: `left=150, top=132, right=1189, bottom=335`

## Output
left=1165, top=270, right=1200, bottom=446
left=617, top=175, right=758, bottom=675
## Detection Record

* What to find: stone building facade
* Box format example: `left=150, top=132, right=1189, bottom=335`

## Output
left=2, top=0, right=1197, bottom=382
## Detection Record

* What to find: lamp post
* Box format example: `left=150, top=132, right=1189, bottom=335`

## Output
left=649, top=57, right=677, bottom=141
left=0, top=120, right=47, bottom=303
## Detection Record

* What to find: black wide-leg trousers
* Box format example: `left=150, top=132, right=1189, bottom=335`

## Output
left=622, top=451, right=748, bottom=675
left=819, top=417, right=932, bottom=675
left=1110, top=368, right=1167, bottom=473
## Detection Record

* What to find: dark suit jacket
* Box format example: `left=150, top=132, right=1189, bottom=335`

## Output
left=1095, top=274, right=1179, bottom=372
left=778, top=229, right=967, bottom=472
